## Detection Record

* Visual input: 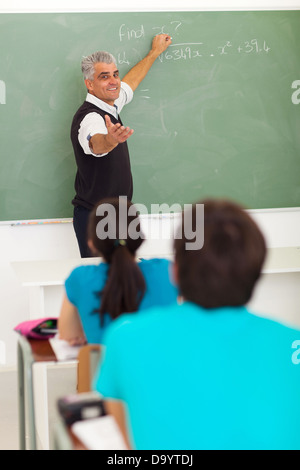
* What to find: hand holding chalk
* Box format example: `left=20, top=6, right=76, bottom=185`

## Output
left=152, top=33, right=172, bottom=55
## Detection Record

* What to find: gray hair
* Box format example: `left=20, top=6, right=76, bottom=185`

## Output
left=81, top=51, right=117, bottom=80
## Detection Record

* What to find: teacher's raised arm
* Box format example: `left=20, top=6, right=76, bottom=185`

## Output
left=122, top=33, right=172, bottom=91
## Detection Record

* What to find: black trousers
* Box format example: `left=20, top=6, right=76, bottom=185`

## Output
left=73, top=205, right=93, bottom=258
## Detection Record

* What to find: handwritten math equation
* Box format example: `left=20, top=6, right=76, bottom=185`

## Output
left=117, top=21, right=271, bottom=65
left=158, top=39, right=271, bottom=62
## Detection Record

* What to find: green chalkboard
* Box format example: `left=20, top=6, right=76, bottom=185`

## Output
left=1, top=11, right=300, bottom=221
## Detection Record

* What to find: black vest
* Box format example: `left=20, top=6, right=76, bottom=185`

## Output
left=71, top=101, right=133, bottom=210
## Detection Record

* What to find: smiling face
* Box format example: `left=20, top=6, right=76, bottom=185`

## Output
left=84, top=62, right=121, bottom=105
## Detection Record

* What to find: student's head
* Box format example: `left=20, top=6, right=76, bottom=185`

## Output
left=87, top=197, right=144, bottom=259
left=174, top=199, right=266, bottom=308
left=87, top=197, right=146, bottom=322
left=81, top=51, right=120, bottom=105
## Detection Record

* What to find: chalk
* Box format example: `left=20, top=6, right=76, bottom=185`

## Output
left=10, top=219, right=72, bottom=227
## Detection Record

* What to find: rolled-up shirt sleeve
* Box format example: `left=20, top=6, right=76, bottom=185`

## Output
left=118, top=81, right=133, bottom=107
left=78, top=112, right=108, bottom=157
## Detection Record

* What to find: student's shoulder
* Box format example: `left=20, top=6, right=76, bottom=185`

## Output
left=139, top=258, right=173, bottom=284
left=246, top=307, right=300, bottom=339
left=139, top=257, right=172, bottom=271
left=66, top=263, right=107, bottom=282
left=104, top=303, right=179, bottom=340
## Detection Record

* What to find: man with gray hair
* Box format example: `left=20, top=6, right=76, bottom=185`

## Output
left=71, top=34, right=172, bottom=257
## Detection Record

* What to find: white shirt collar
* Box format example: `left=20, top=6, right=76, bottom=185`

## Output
left=86, top=93, right=119, bottom=119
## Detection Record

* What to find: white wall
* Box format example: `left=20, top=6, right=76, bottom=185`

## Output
left=1, top=0, right=300, bottom=367
left=2, top=0, right=300, bottom=12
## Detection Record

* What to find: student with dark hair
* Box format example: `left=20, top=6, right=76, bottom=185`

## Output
left=175, top=199, right=266, bottom=308
left=58, top=197, right=178, bottom=345
left=94, top=199, right=300, bottom=450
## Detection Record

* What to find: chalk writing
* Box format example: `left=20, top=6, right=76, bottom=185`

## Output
left=116, top=21, right=272, bottom=65
left=117, top=52, right=130, bottom=66
left=119, top=24, right=145, bottom=42
left=118, top=21, right=183, bottom=43
left=218, top=41, right=233, bottom=55
left=159, top=43, right=204, bottom=62
left=291, top=80, right=300, bottom=105
left=0, top=80, right=6, bottom=104
left=237, top=39, right=271, bottom=54
left=156, top=39, right=271, bottom=62
left=152, top=20, right=182, bottom=36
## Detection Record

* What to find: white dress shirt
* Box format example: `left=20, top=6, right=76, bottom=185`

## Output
left=78, top=81, right=133, bottom=157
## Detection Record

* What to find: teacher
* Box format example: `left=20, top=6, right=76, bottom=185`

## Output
left=71, top=34, right=172, bottom=257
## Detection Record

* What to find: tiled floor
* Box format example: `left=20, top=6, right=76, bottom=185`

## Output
left=0, top=365, right=77, bottom=450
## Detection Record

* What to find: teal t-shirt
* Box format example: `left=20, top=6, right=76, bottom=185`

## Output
left=94, top=302, right=300, bottom=450
left=65, top=258, right=178, bottom=344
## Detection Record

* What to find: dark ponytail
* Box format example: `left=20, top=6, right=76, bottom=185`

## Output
left=87, top=197, right=146, bottom=325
